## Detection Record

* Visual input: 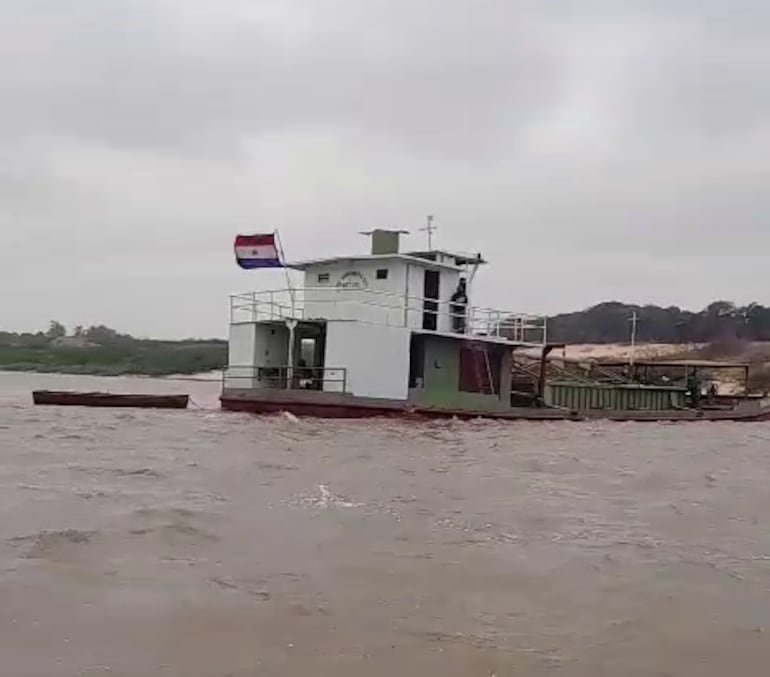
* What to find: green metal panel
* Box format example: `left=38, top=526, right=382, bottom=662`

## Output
left=544, top=381, right=687, bottom=411
left=422, top=336, right=460, bottom=397
left=414, top=336, right=504, bottom=409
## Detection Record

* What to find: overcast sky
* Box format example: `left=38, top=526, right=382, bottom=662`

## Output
left=1, top=0, right=768, bottom=338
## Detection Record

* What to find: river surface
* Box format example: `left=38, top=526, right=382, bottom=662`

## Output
left=1, top=371, right=770, bottom=676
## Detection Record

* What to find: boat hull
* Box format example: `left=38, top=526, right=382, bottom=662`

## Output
left=220, top=390, right=770, bottom=422
left=32, top=391, right=189, bottom=410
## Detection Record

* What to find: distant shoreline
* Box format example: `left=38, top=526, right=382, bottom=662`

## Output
left=0, top=366, right=222, bottom=380
left=3, top=340, right=768, bottom=391
left=0, top=329, right=227, bottom=378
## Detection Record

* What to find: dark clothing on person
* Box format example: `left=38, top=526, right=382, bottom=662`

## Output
left=450, top=281, right=468, bottom=333
left=687, top=372, right=702, bottom=408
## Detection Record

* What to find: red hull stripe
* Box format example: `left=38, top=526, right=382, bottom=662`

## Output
left=234, top=234, right=276, bottom=248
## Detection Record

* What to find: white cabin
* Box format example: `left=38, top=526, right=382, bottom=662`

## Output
left=225, top=230, right=547, bottom=408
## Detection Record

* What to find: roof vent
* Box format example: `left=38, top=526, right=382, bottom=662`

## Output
left=360, top=229, right=409, bottom=255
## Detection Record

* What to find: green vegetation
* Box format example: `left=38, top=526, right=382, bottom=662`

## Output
left=0, top=323, right=227, bottom=376
left=547, top=301, right=770, bottom=344
left=5, top=300, right=770, bottom=377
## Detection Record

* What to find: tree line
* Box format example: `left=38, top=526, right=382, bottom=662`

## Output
left=0, top=323, right=227, bottom=376
left=546, top=301, right=770, bottom=344
left=3, top=301, right=770, bottom=377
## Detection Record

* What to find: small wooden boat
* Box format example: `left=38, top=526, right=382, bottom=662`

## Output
left=32, top=390, right=189, bottom=409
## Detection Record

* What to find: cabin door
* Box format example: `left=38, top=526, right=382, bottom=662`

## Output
left=422, top=270, right=440, bottom=330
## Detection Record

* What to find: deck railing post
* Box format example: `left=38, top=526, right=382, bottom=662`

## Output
left=286, top=319, right=298, bottom=389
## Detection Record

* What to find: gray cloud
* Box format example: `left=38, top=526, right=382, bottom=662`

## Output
left=1, top=0, right=768, bottom=337
left=1, top=0, right=563, bottom=155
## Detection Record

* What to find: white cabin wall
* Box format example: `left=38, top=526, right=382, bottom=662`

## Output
left=250, top=324, right=290, bottom=388
left=253, top=324, right=289, bottom=368
left=226, top=322, right=289, bottom=389
left=303, top=260, right=409, bottom=327
left=296, top=257, right=466, bottom=333
left=404, top=264, right=462, bottom=332
left=323, top=321, right=411, bottom=400
left=228, top=323, right=256, bottom=367
left=438, top=269, right=462, bottom=332
left=226, top=323, right=257, bottom=388
left=405, top=263, right=425, bottom=329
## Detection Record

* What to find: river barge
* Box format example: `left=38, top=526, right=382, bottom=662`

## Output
left=221, top=230, right=769, bottom=422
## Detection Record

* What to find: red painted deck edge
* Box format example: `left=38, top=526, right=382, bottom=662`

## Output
left=220, top=396, right=770, bottom=422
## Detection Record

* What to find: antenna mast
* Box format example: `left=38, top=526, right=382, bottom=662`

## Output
left=629, top=311, right=639, bottom=367
left=420, top=214, right=437, bottom=249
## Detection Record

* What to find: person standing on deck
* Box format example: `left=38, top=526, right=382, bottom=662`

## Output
left=450, top=278, right=469, bottom=333
left=687, top=370, right=702, bottom=408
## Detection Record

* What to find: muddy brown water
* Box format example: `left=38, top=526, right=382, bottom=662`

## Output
left=1, top=371, right=770, bottom=676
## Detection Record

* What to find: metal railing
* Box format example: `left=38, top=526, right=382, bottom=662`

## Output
left=230, top=287, right=547, bottom=345
left=223, top=365, right=348, bottom=392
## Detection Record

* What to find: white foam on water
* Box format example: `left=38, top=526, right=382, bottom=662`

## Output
left=315, top=484, right=362, bottom=509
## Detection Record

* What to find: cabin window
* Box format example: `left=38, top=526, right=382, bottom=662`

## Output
left=317, top=273, right=330, bottom=283
left=376, top=268, right=388, bottom=280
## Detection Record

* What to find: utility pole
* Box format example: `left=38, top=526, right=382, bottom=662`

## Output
left=420, top=214, right=437, bottom=249
left=629, top=311, right=639, bottom=366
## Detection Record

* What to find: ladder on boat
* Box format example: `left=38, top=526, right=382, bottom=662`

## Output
left=469, top=341, right=495, bottom=394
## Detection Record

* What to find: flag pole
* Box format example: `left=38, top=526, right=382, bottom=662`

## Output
left=273, top=229, right=296, bottom=312
left=274, top=229, right=298, bottom=389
